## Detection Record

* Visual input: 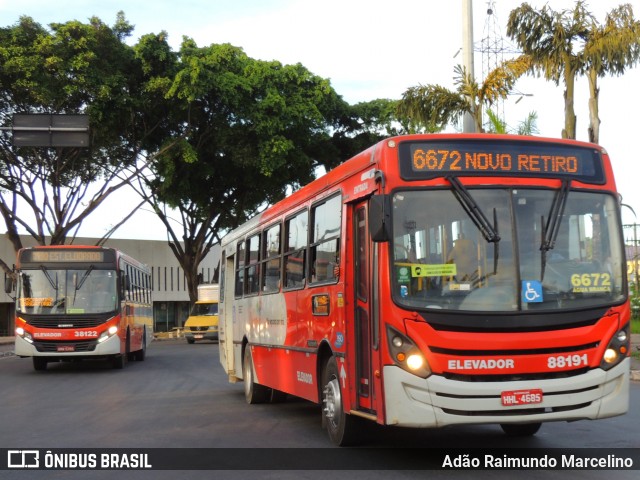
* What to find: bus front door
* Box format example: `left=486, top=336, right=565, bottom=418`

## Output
left=353, top=202, right=375, bottom=415
left=221, top=254, right=237, bottom=379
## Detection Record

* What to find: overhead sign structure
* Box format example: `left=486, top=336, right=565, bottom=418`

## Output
left=11, top=114, right=89, bottom=147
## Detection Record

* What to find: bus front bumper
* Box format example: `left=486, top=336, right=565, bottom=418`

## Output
left=382, top=358, right=630, bottom=428
left=15, top=332, right=121, bottom=358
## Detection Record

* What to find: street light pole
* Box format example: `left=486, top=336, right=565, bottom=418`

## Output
left=462, top=0, right=476, bottom=133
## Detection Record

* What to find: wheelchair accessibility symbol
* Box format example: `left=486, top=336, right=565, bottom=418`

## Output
left=522, top=280, right=543, bottom=303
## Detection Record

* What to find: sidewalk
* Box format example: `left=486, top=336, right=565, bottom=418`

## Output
left=2, top=335, right=639, bottom=379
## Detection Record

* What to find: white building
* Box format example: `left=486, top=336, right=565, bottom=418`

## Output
left=0, top=234, right=220, bottom=336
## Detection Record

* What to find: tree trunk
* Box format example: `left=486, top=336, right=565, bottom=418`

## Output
left=587, top=69, right=600, bottom=144
left=562, top=61, right=577, bottom=139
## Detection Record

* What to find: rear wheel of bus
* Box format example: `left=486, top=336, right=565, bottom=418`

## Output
left=321, top=356, right=359, bottom=446
left=130, top=328, right=147, bottom=362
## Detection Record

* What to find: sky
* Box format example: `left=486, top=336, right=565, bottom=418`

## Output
left=2, top=0, right=640, bottom=242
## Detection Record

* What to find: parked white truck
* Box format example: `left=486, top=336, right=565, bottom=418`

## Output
left=183, top=284, right=219, bottom=343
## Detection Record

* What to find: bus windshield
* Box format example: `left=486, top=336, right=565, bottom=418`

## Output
left=391, top=188, right=625, bottom=312
left=17, top=269, right=118, bottom=315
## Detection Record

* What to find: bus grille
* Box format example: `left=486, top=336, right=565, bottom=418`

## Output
left=32, top=341, right=98, bottom=353
left=442, top=367, right=591, bottom=382
left=25, top=317, right=106, bottom=329
left=441, top=402, right=592, bottom=417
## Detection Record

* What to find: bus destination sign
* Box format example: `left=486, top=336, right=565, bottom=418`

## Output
left=399, top=140, right=604, bottom=184
left=24, top=250, right=106, bottom=263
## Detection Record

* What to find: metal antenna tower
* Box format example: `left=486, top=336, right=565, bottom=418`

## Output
left=477, top=1, right=520, bottom=128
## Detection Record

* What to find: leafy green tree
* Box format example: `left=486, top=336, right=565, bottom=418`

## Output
left=133, top=38, right=350, bottom=301
left=0, top=14, right=150, bottom=273
left=397, top=56, right=531, bottom=133
left=330, top=98, right=408, bottom=160
left=0, top=14, right=410, bottom=298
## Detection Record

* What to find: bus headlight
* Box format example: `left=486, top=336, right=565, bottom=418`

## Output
left=98, top=325, right=119, bottom=344
left=386, top=325, right=431, bottom=378
left=406, top=353, right=425, bottom=371
left=16, top=327, right=33, bottom=344
left=600, top=324, right=630, bottom=370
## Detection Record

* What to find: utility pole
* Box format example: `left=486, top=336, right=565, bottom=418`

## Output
left=462, top=0, right=476, bottom=133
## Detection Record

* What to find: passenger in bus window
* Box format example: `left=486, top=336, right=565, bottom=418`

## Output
left=447, top=234, right=477, bottom=282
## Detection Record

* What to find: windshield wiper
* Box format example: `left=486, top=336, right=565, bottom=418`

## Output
left=39, top=266, right=65, bottom=309
left=73, top=266, right=94, bottom=306
left=40, top=266, right=57, bottom=290
left=541, top=180, right=571, bottom=252
left=447, top=176, right=501, bottom=243
left=540, top=179, right=571, bottom=279
left=76, top=266, right=94, bottom=291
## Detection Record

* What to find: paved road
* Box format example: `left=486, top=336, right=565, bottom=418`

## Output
left=0, top=339, right=638, bottom=480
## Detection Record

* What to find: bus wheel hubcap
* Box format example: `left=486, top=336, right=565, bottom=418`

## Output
left=323, top=378, right=341, bottom=424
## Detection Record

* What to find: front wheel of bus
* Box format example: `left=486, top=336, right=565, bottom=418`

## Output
left=33, top=357, right=47, bottom=371
left=243, top=346, right=269, bottom=404
left=112, top=331, right=130, bottom=369
left=321, top=356, right=358, bottom=446
left=500, top=422, right=541, bottom=437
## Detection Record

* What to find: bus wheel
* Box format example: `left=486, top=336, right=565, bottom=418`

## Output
left=321, top=356, right=358, bottom=446
left=243, top=346, right=269, bottom=404
left=270, top=389, right=288, bottom=403
left=111, top=354, right=125, bottom=369
left=500, top=422, right=541, bottom=437
left=133, top=331, right=146, bottom=361
left=33, top=357, right=48, bottom=371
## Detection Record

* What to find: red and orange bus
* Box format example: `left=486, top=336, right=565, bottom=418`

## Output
left=218, top=134, right=630, bottom=445
left=10, top=246, right=153, bottom=371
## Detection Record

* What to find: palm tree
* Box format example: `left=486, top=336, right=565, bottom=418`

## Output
left=486, top=109, right=539, bottom=135
left=507, top=1, right=592, bottom=140
left=397, top=56, right=531, bottom=133
left=583, top=4, right=640, bottom=143
left=507, top=1, right=640, bottom=143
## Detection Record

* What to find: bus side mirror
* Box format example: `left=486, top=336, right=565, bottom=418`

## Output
left=369, top=194, right=391, bottom=242
left=4, top=274, right=14, bottom=294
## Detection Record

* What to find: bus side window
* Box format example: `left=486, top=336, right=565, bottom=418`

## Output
left=245, top=235, right=260, bottom=295
left=235, top=241, right=245, bottom=298
left=309, top=194, right=341, bottom=284
left=284, top=210, right=308, bottom=289
left=261, top=224, right=282, bottom=293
